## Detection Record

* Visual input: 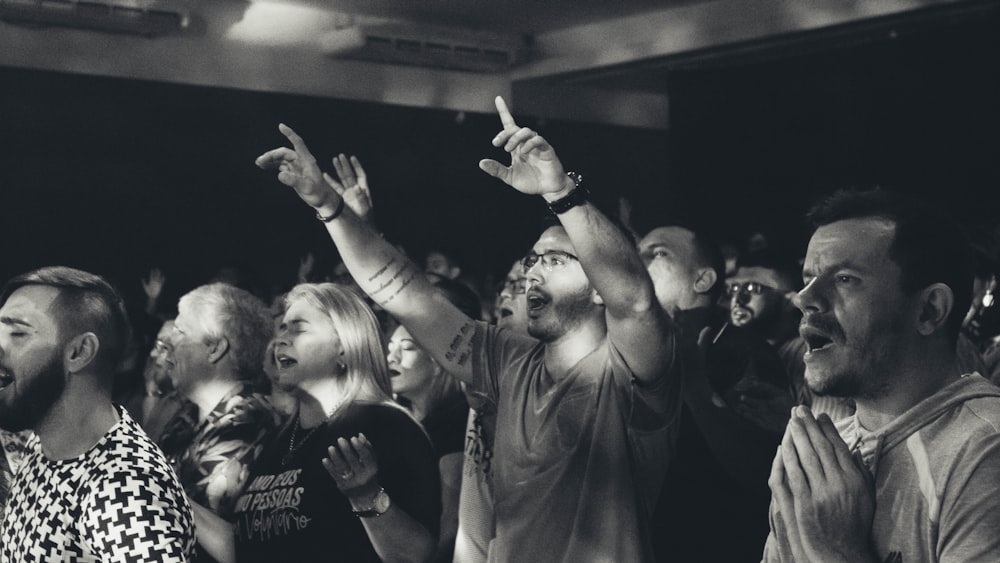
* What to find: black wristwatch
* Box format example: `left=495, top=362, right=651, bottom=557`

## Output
left=546, top=172, right=588, bottom=214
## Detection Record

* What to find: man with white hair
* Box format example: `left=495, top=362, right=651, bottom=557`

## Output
left=167, top=284, right=283, bottom=532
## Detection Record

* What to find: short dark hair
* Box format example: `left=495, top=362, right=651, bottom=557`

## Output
left=806, top=189, right=974, bottom=340
left=1, top=266, right=133, bottom=372
left=689, top=231, right=726, bottom=301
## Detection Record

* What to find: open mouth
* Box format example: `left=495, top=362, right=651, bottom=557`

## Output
left=388, top=367, right=401, bottom=378
left=730, top=307, right=752, bottom=324
left=0, top=371, right=12, bottom=391
left=526, top=291, right=549, bottom=313
left=498, top=307, right=513, bottom=319
left=801, top=330, right=834, bottom=354
left=275, top=354, right=298, bottom=369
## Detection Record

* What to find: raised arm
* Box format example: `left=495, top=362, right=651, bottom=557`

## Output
left=478, top=97, right=672, bottom=383
left=256, top=124, right=475, bottom=384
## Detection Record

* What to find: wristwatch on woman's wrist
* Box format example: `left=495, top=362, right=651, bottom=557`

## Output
left=351, top=487, right=392, bottom=518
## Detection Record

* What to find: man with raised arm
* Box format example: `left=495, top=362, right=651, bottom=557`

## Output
left=257, top=96, right=681, bottom=562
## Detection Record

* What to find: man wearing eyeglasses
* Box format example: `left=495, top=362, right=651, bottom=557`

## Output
left=258, top=96, right=680, bottom=563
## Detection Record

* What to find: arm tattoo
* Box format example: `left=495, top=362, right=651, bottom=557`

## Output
left=367, top=257, right=397, bottom=283
left=378, top=270, right=418, bottom=306
left=444, top=321, right=475, bottom=366
left=371, top=261, right=412, bottom=296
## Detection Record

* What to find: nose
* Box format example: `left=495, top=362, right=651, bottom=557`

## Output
left=386, top=341, right=399, bottom=364
left=524, top=261, right=544, bottom=285
left=733, top=287, right=752, bottom=306
left=792, top=278, right=824, bottom=314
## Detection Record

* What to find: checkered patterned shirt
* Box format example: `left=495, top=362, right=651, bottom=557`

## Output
left=0, top=406, right=195, bottom=562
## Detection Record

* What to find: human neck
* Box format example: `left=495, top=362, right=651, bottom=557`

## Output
left=399, top=382, right=435, bottom=421
left=543, top=321, right=605, bottom=381
left=853, top=351, right=961, bottom=431
left=189, top=376, right=243, bottom=424
left=35, top=389, right=118, bottom=461
left=295, top=377, right=349, bottom=428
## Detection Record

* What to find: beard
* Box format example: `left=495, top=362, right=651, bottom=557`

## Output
left=0, top=353, right=67, bottom=432
left=527, top=285, right=597, bottom=343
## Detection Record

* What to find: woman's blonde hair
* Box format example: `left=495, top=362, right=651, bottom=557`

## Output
left=284, top=283, right=394, bottom=418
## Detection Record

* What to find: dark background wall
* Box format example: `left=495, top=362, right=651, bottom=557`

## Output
left=0, top=9, right=997, bottom=313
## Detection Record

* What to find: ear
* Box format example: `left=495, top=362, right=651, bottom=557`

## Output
left=207, top=336, right=231, bottom=364
left=448, top=266, right=462, bottom=280
left=64, top=332, right=100, bottom=374
left=591, top=288, right=604, bottom=306
left=916, top=283, right=954, bottom=336
left=692, top=268, right=718, bottom=295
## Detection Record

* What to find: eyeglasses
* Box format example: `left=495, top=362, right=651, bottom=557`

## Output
left=522, top=250, right=579, bottom=273
left=727, top=281, right=778, bottom=296
left=497, top=277, right=527, bottom=296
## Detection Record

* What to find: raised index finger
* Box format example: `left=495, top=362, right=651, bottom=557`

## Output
left=278, top=123, right=314, bottom=159
left=494, top=96, right=517, bottom=130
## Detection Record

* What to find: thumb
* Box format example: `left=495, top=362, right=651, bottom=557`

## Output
left=479, top=159, right=511, bottom=184
left=323, top=172, right=346, bottom=195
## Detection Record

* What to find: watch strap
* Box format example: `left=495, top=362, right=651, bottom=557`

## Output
left=546, top=172, right=588, bottom=214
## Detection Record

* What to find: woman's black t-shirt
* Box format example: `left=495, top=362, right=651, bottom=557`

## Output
left=232, top=402, right=441, bottom=562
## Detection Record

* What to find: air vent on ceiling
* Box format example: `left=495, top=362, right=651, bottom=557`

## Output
left=320, top=22, right=530, bottom=73
left=0, top=0, right=189, bottom=36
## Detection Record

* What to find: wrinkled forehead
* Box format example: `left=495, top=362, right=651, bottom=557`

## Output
left=156, top=320, right=175, bottom=341
left=532, top=226, right=575, bottom=254
left=806, top=217, right=896, bottom=271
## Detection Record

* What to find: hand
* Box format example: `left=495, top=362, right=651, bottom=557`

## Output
left=324, top=154, right=373, bottom=221
left=479, top=96, right=572, bottom=198
left=323, top=433, right=381, bottom=500
left=768, top=406, right=875, bottom=563
left=297, top=252, right=316, bottom=283
left=141, top=267, right=166, bottom=301
left=256, top=123, right=340, bottom=211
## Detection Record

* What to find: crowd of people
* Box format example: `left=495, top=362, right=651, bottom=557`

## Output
left=0, top=95, right=998, bottom=562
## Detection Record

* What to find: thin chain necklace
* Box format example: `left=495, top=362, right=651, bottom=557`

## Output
left=282, top=415, right=323, bottom=466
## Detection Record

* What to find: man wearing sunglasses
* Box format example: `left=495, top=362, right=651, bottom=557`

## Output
left=638, top=225, right=792, bottom=563
left=258, top=96, right=680, bottom=563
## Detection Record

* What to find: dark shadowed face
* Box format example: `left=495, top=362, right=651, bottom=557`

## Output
left=793, top=217, right=913, bottom=399
left=0, top=285, right=68, bottom=432
left=523, top=226, right=598, bottom=343
left=727, top=266, right=791, bottom=329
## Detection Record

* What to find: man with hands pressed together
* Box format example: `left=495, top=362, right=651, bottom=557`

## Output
left=763, top=190, right=1000, bottom=562
left=257, top=96, right=681, bottom=562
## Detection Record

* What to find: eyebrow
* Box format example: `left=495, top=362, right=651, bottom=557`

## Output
left=0, top=316, right=32, bottom=328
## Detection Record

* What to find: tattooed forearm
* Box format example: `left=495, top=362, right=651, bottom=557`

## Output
left=371, top=261, right=412, bottom=295
left=367, top=257, right=397, bottom=284
left=443, top=321, right=475, bottom=366
left=378, top=270, right=418, bottom=306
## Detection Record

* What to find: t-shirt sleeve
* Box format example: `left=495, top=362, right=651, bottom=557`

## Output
left=81, top=467, right=195, bottom=562
left=468, top=321, right=539, bottom=410
left=939, top=435, right=1000, bottom=562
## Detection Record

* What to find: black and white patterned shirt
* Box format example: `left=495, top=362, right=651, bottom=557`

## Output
left=0, top=405, right=195, bottom=562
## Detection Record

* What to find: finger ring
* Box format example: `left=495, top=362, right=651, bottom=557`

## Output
left=341, top=470, right=353, bottom=480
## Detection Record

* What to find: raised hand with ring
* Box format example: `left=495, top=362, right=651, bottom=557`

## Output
left=322, top=433, right=380, bottom=499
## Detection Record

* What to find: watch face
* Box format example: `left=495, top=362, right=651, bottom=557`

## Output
left=373, top=489, right=391, bottom=514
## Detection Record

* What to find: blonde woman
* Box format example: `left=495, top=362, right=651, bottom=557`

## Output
left=197, top=283, right=440, bottom=563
